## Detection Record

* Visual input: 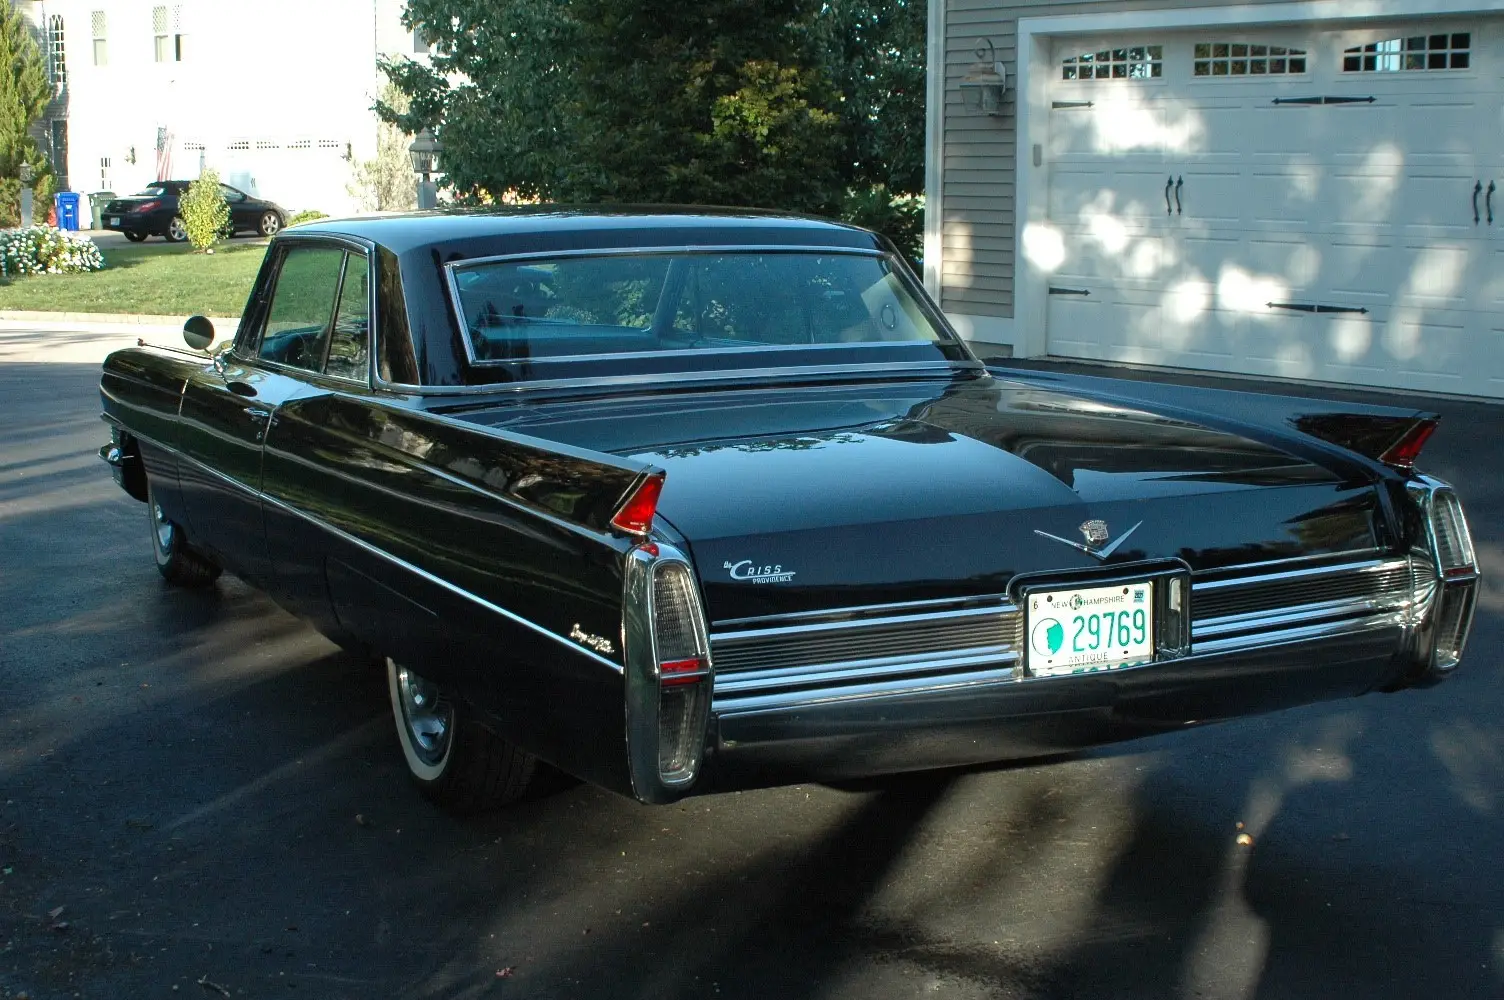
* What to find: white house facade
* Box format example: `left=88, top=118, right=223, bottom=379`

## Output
left=26, top=0, right=425, bottom=215
left=925, top=0, right=1504, bottom=399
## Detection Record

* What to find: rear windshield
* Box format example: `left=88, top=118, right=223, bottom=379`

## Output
left=449, top=250, right=960, bottom=371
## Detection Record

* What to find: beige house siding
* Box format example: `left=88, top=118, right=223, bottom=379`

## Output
left=937, top=0, right=1285, bottom=322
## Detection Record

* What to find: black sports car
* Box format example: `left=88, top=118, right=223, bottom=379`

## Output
left=97, top=209, right=1479, bottom=814
left=101, top=181, right=287, bottom=242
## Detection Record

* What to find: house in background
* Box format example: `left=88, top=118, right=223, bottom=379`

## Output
left=924, top=0, right=1504, bottom=399
left=24, top=0, right=425, bottom=215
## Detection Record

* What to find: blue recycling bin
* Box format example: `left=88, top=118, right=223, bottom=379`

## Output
left=55, top=191, right=82, bottom=231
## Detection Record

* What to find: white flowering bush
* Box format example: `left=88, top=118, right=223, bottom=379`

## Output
left=0, top=226, right=106, bottom=277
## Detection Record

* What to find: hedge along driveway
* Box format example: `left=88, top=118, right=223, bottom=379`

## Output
left=0, top=241, right=269, bottom=318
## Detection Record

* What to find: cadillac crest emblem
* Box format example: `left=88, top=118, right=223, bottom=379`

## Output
left=1079, top=520, right=1110, bottom=547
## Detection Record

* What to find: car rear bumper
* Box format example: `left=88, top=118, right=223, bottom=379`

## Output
left=701, top=620, right=1409, bottom=789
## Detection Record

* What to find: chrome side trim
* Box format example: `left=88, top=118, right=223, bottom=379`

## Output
left=125, top=431, right=622, bottom=673
left=712, top=592, right=1010, bottom=629
left=1188, top=549, right=1382, bottom=577
left=713, top=648, right=1020, bottom=696
left=448, top=243, right=885, bottom=272
left=715, top=664, right=1018, bottom=716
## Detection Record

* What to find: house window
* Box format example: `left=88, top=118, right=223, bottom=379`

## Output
left=1062, top=45, right=1163, bottom=80
left=50, top=120, right=69, bottom=189
left=90, top=10, right=107, bottom=66
left=173, top=6, right=186, bottom=61
left=413, top=28, right=429, bottom=54
left=100, top=156, right=111, bottom=190
left=47, top=16, right=66, bottom=92
left=153, top=6, right=169, bottom=62
left=1194, top=43, right=1307, bottom=76
left=1343, top=33, right=1471, bottom=72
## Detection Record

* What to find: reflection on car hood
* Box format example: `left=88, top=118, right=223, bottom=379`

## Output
left=476, top=373, right=1384, bottom=621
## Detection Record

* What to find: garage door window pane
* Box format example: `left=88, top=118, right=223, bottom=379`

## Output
left=1062, top=43, right=1163, bottom=81
left=1195, top=42, right=1306, bottom=77
left=1344, top=32, right=1469, bottom=72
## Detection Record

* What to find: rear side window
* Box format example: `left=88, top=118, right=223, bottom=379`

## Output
left=258, top=246, right=344, bottom=372
left=325, top=255, right=370, bottom=381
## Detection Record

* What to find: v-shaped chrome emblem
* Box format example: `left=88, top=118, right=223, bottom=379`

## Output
left=1033, top=520, right=1143, bottom=562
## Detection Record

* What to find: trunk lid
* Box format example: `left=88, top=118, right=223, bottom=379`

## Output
left=471, top=374, right=1386, bottom=623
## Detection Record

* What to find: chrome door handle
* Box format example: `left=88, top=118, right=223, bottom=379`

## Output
left=1474, top=181, right=1482, bottom=224
left=1174, top=176, right=1183, bottom=215
left=1165, top=176, right=1174, bottom=216
left=243, top=407, right=271, bottom=422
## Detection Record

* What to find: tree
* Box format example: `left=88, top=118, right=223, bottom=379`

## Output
left=349, top=82, right=419, bottom=212
left=179, top=169, right=230, bottom=251
left=380, top=0, right=845, bottom=214
left=0, top=0, right=54, bottom=226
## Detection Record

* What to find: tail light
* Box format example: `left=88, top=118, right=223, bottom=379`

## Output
left=610, top=473, right=664, bottom=537
left=623, top=542, right=713, bottom=801
left=1378, top=419, right=1438, bottom=470
left=1408, top=478, right=1479, bottom=678
left=132, top=200, right=161, bottom=213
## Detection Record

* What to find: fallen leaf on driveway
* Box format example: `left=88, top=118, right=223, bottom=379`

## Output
left=496, top=967, right=516, bottom=978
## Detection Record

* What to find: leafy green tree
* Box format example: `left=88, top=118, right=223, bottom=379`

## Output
left=380, top=0, right=844, bottom=214
left=179, top=169, right=230, bottom=251
left=0, top=0, right=53, bottom=225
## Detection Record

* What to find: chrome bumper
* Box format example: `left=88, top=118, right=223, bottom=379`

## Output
left=706, top=616, right=1410, bottom=787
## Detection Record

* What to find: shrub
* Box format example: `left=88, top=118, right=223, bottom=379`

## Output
left=287, top=209, right=329, bottom=227
left=0, top=226, right=105, bottom=276
left=840, top=186, right=924, bottom=267
left=179, top=168, right=231, bottom=251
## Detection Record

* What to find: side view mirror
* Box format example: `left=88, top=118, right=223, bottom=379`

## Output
left=183, top=315, right=215, bottom=351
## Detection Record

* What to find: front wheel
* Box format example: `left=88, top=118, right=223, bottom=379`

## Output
left=148, top=482, right=221, bottom=587
left=257, top=211, right=282, bottom=237
left=387, top=658, right=536, bottom=813
left=164, top=217, right=187, bottom=243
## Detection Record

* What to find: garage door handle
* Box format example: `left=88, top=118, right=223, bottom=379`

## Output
left=1474, top=181, right=1483, bottom=225
left=1268, top=301, right=1369, bottom=315
left=1165, top=177, right=1174, bottom=216
left=1488, top=181, right=1496, bottom=225
left=1174, top=176, right=1183, bottom=215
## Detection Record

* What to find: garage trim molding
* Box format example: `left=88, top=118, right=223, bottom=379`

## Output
left=923, top=0, right=1504, bottom=359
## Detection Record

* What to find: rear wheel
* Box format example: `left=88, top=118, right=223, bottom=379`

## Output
left=256, top=211, right=282, bottom=237
left=147, top=481, right=221, bottom=587
left=123, top=231, right=147, bottom=243
left=387, top=658, right=536, bottom=813
left=164, top=217, right=187, bottom=243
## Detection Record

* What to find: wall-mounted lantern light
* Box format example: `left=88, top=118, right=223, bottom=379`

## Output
left=960, top=39, right=1008, bottom=116
left=125, top=145, right=136, bottom=165
left=409, top=129, right=443, bottom=210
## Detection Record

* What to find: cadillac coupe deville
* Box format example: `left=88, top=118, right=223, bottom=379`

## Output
left=98, top=210, right=1479, bottom=813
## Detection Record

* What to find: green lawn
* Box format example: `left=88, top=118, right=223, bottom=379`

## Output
left=0, top=241, right=269, bottom=318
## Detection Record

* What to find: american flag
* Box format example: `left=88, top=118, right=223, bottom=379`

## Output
left=155, top=127, right=173, bottom=181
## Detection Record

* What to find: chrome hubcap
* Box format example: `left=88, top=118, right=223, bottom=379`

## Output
left=396, top=667, right=452, bottom=765
left=263, top=214, right=279, bottom=234
left=170, top=220, right=185, bottom=240
left=152, top=501, right=174, bottom=552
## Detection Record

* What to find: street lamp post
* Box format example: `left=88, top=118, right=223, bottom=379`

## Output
left=18, top=163, right=34, bottom=228
left=408, top=129, right=443, bottom=210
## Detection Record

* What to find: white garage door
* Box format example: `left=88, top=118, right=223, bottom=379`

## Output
left=1043, top=19, right=1504, bottom=397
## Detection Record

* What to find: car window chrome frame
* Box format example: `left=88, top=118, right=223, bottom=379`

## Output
left=440, top=244, right=973, bottom=376
left=230, top=232, right=379, bottom=392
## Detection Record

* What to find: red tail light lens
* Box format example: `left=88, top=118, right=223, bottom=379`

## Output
left=610, top=473, right=664, bottom=536
left=658, top=656, right=708, bottom=687
left=1380, top=420, right=1438, bottom=470
left=132, top=200, right=161, bottom=213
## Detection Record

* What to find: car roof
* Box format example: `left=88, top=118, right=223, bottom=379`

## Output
left=283, top=206, right=885, bottom=256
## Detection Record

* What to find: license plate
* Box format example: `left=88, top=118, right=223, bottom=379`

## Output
left=1026, top=582, right=1155, bottom=677
left=106, top=216, right=119, bottom=226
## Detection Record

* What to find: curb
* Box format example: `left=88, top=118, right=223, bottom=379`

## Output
left=0, top=310, right=241, bottom=326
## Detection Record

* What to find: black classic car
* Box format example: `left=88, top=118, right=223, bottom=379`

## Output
left=102, top=181, right=288, bottom=242
left=97, top=210, right=1479, bottom=813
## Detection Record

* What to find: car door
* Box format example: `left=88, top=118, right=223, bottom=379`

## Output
left=258, top=243, right=378, bottom=636
left=175, top=242, right=347, bottom=586
left=219, top=184, right=255, bottom=232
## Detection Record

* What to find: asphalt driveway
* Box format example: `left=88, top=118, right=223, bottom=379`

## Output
left=1, top=353, right=1500, bottom=999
